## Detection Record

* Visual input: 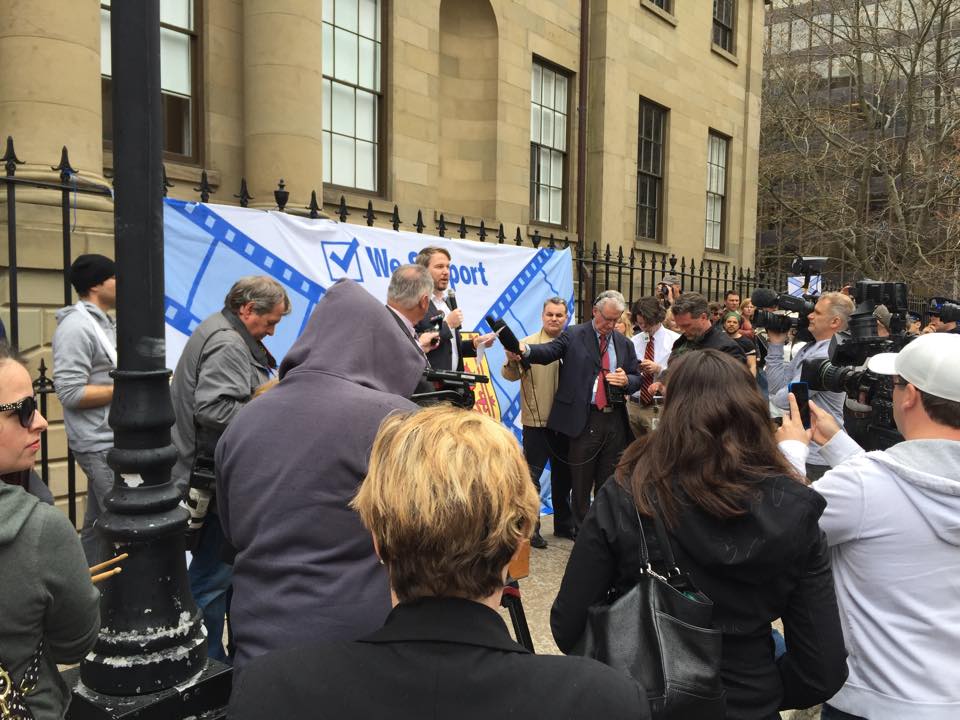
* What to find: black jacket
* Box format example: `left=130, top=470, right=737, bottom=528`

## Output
left=551, top=479, right=847, bottom=720
left=413, top=299, right=476, bottom=371
left=671, top=322, right=747, bottom=363
left=525, top=321, right=642, bottom=438
left=229, top=597, right=650, bottom=720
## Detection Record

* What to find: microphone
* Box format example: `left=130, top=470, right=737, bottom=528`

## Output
left=751, top=287, right=780, bottom=310
left=446, top=289, right=457, bottom=311
left=485, top=315, right=522, bottom=354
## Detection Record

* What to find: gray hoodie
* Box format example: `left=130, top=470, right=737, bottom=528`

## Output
left=216, top=279, right=425, bottom=669
left=811, top=433, right=960, bottom=719
left=0, top=483, right=100, bottom=719
left=52, top=302, right=116, bottom=454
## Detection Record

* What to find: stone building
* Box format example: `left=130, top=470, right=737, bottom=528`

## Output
left=0, top=0, right=765, bottom=518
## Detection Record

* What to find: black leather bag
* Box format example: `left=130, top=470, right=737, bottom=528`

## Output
left=583, top=506, right=725, bottom=719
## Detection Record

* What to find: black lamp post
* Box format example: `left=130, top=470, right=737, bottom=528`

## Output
left=64, top=1, right=230, bottom=716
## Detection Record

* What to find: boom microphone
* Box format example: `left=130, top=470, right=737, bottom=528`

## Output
left=485, top=315, right=522, bottom=354
left=751, top=287, right=780, bottom=310
left=446, top=289, right=457, bottom=311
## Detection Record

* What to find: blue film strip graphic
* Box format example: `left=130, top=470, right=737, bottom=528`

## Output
left=165, top=200, right=326, bottom=334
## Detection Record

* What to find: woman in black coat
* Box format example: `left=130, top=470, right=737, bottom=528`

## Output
left=551, top=349, right=848, bottom=720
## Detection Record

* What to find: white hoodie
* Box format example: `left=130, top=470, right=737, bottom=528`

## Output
left=781, top=433, right=960, bottom=720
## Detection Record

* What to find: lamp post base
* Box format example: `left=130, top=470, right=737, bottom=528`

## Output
left=63, top=659, right=232, bottom=720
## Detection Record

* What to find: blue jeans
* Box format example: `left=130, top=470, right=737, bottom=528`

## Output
left=821, top=705, right=867, bottom=720
left=188, top=512, right=233, bottom=663
left=75, top=449, right=115, bottom=565
left=772, top=627, right=786, bottom=659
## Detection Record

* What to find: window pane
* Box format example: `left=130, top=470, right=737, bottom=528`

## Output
left=356, top=89, right=376, bottom=141
left=101, top=9, right=111, bottom=76
left=332, top=134, right=355, bottom=186
left=322, top=78, right=332, bottom=130
left=551, top=151, right=563, bottom=189
left=323, top=0, right=334, bottom=24
left=334, top=27, right=358, bottom=84
left=356, top=140, right=376, bottom=190
left=531, top=104, right=541, bottom=143
left=160, top=28, right=191, bottom=96
left=323, top=23, right=334, bottom=76
left=550, top=188, right=562, bottom=224
left=358, top=0, right=378, bottom=39
left=335, top=0, right=358, bottom=33
left=554, top=74, right=567, bottom=111
left=160, top=0, right=192, bottom=30
left=532, top=64, right=542, bottom=104
left=541, top=110, right=554, bottom=151
left=542, top=70, right=555, bottom=111
left=358, top=37, right=376, bottom=89
left=538, top=185, right=550, bottom=222
left=323, top=131, right=332, bottom=183
left=554, top=112, right=566, bottom=152
left=332, top=82, right=355, bottom=135
left=374, top=42, right=381, bottom=92
left=539, top=149, right=551, bottom=185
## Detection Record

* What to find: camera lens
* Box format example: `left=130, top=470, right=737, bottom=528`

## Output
left=940, top=302, right=960, bottom=324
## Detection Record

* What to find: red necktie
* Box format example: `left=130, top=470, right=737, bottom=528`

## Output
left=595, top=333, right=610, bottom=409
left=640, top=332, right=656, bottom=405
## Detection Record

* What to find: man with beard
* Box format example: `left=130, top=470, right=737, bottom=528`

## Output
left=669, top=292, right=746, bottom=364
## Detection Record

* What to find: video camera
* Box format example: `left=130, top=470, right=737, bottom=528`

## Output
left=750, top=287, right=817, bottom=336
left=799, top=280, right=911, bottom=450
left=929, top=297, right=960, bottom=324
left=411, top=367, right=489, bottom=410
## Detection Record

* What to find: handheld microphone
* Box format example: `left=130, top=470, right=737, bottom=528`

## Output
left=485, top=315, right=522, bottom=354
left=446, top=289, right=457, bottom=311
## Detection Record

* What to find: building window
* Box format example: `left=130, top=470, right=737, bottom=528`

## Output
left=713, top=0, right=736, bottom=53
left=647, top=0, right=673, bottom=12
left=322, top=0, right=383, bottom=193
left=530, top=61, right=569, bottom=226
left=101, top=0, right=200, bottom=163
left=637, top=100, right=666, bottom=242
left=705, top=132, right=728, bottom=252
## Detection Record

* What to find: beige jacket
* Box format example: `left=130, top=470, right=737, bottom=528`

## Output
left=500, top=329, right=561, bottom=428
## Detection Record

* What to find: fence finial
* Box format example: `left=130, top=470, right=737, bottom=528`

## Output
left=497, top=223, right=505, bottom=244
left=337, top=195, right=349, bottom=222
left=415, top=209, right=425, bottom=233
left=391, top=204, right=401, bottom=231
left=52, top=146, right=77, bottom=182
left=2, top=136, right=23, bottom=175
left=437, top=213, right=447, bottom=237
left=235, top=177, right=253, bottom=207
left=668, top=253, right=677, bottom=271
left=458, top=217, right=467, bottom=239
left=532, top=229, right=541, bottom=248
left=365, top=200, right=376, bottom=226
left=514, top=227, right=523, bottom=246
left=478, top=219, right=486, bottom=242
left=274, top=179, right=289, bottom=212
left=194, top=170, right=212, bottom=203
left=307, top=190, right=321, bottom=218
left=162, top=165, right=174, bottom=197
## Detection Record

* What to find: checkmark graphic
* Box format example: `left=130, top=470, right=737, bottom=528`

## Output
left=322, top=236, right=364, bottom=281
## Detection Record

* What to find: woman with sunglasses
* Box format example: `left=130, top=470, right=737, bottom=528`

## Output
left=0, top=344, right=100, bottom=719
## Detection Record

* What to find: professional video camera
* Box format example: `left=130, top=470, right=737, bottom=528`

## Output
left=799, top=279, right=911, bottom=450
left=749, top=255, right=827, bottom=339
left=411, top=367, right=489, bottom=410
left=929, top=297, right=960, bottom=324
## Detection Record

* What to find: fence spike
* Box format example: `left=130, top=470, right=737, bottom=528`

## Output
left=194, top=169, right=212, bottom=203
left=52, top=146, right=77, bottom=181
left=365, top=200, right=376, bottom=226
left=391, top=204, right=401, bottom=231
left=274, top=178, right=289, bottom=212
left=415, top=209, right=425, bottom=233
left=478, top=219, right=486, bottom=242
left=549, top=233, right=558, bottom=250
left=561, top=235, right=571, bottom=249
left=497, top=223, right=505, bottom=244
left=629, top=247, right=635, bottom=265
left=617, top=245, right=624, bottom=263
left=679, top=256, right=686, bottom=274
left=235, top=177, right=253, bottom=207
left=437, top=213, right=446, bottom=237
left=2, top=136, right=23, bottom=175
left=604, top=244, right=611, bottom=261
left=307, top=190, right=321, bottom=218
left=591, top=241, right=598, bottom=260
left=458, top=217, right=467, bottom=239
left=337, top=195, right=349, bottom=222
left=515, top=227, right=523, bottom=246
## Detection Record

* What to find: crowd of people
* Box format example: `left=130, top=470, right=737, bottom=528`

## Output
left=2, top=255, right=959, bottom=720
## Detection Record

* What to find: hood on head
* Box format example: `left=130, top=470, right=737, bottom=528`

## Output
left=0, top=483, right=41, bottom=546
left=279, top=279, right=426, bottom=398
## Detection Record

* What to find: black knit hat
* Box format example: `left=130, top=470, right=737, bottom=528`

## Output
left=70, top=254, right=116, bottom=296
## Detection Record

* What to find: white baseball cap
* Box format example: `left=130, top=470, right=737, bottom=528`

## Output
left=867, top=333, right=960, bottom=402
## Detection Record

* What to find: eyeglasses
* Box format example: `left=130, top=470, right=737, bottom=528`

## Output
left=892, top=377, right=910, bottom=388
left=0, top=396, right=38, bottom=428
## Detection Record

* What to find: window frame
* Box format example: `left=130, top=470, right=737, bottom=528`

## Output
left=101, top=0, right=204, bottom=166
left=646, top=0, right=673, bottom=13
left=529, top=56, right=572, bottom=229
left=636, top=98, right=667, bottom=243
left=322, top=0, right=387, bottom=196
left=704, top=131, right=730, bottom=253
left=712, top=0, right=736, bottom=54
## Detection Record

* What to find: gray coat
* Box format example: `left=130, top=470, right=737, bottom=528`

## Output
left=0, top=483, right=100, bottom=719
left=216, top=279, right=425, bottom=669
left=170, top=309, right=274, bottom=496
left=52, top=302, right=116, bottom=453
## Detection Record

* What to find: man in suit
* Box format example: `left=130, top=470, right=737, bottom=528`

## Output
left=509, top=290, right=642, bottom=526
left=413, top=246, right=494, bottom=371
left=385, top=263, right=437, bottom=354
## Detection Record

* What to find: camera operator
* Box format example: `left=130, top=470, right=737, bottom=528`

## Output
left=776, top=333, right=960, bottom=720
left=656, top=274, right=682, bottom=309
left=926, top=297, right=960, bottom=335
left=501, top=297, right=574, bottom=545
left=766, top=291, right=854, bottom=480
left=507, top=290, right=641, bottom=526
left=171, top=276, right=291, bottom=662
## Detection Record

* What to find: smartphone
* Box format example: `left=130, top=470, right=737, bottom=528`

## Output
left=788, top=381, right=811, bottom=429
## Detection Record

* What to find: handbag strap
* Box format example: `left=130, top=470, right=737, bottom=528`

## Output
left=0, top=640, right=42, bottom=720
left=634, top=496, right=694, bottom=591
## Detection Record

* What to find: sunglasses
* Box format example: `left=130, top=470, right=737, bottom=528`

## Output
left=0, top=396, right=38, bottom=428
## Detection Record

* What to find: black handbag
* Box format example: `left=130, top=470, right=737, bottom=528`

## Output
left=583, top=504, right=725, bottom=719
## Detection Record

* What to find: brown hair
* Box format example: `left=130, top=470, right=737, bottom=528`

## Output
left=351, top=405, right=538, bottom=602
left=632, top=296, right=666, bottom=326
left=920, top=390, right=960, bottom=429
left=414, top=246, right=451, bottom=267
left=616, top=349, right=801, bottom=524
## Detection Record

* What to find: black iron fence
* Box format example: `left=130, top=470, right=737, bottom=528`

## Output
left=0, top=136, right=934, bottom=522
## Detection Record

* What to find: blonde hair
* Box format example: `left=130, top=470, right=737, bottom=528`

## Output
left=616, top=310, right=633, bottom=338
left=351, top=405, right=538, bottom=602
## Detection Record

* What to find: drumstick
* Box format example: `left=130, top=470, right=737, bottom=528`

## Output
left=91, top=567, right=122, bottom=584
left=89, top=552, right=129, bottom=575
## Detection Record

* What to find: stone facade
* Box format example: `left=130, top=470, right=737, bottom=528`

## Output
left=0, top=0, right=764, bottom=521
